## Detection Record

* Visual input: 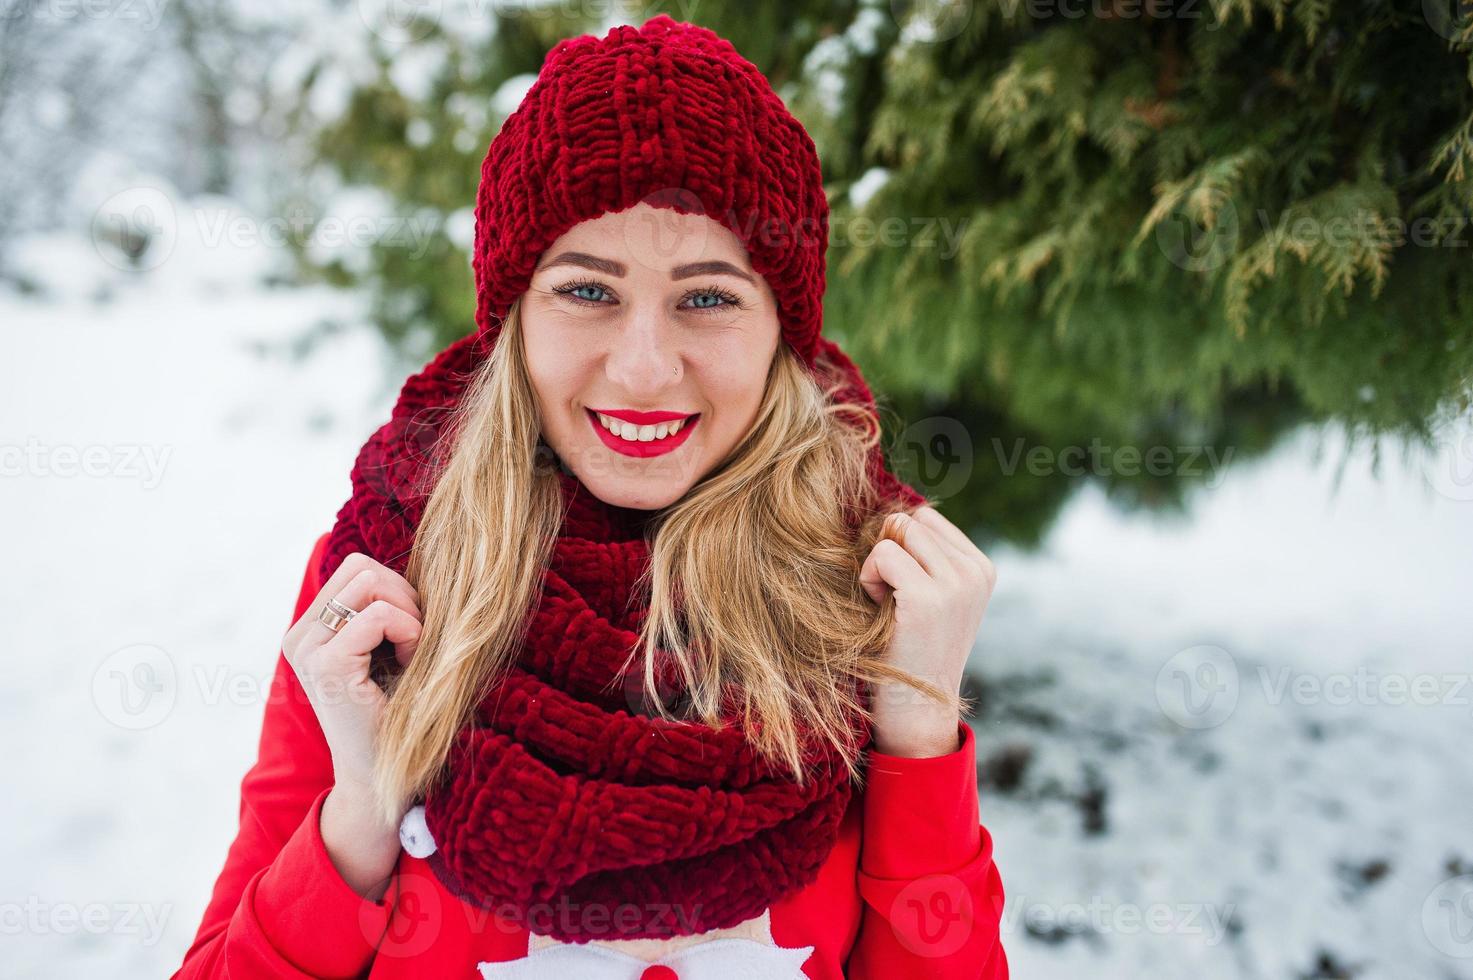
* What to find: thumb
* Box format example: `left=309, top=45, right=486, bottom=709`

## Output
left=368, top=637, right=413, bottom=687
left=859, top=546, right=893, bottom=605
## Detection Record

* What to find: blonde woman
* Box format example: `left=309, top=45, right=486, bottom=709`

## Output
left=174, top=16, right=1007, bottom=980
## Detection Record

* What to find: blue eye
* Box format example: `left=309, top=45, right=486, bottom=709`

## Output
left=556, top=280, right=611, bottom=304
left=681, top=286, right=746, bottom=314
left=551, top=279, right=746, bottom=314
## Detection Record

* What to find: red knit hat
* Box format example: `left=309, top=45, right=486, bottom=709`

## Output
left=471, top=14, right=830, bottom=367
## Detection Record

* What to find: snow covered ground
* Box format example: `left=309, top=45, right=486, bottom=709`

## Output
left=977, top=419, right=1473, bottom=978
left=2, top=218, right=1470, bottom=978
left=1, top=214, right=400, bottom=977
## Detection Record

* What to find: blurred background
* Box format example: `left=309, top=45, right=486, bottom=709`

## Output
left=3, top=0, right=1472, bottom=976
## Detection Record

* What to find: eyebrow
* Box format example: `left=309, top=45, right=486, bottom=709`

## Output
left=536, top=251, right=757, bottom=286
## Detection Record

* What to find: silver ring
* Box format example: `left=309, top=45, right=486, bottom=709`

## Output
left=317, top=595, right=359, bottom=633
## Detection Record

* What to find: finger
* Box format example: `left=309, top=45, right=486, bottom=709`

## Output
left=884, top=511, right=955, bottom=578
left=321, top=599, right=422, bottom=668
left=320, top=552, right=420, bottom=610
left=910, top=505, right=988, bottom=565
left=327, top=567, right=421, bottom=626
left=305, top=557, right=419, bottom=642
left=860, top=537, right=929, bottom=604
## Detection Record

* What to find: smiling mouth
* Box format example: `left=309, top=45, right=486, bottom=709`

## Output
left=585, top=408, right=700, bottom=458
left=591, top=411, right=695, bottom=442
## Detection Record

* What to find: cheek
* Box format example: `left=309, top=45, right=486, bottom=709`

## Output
left=523, top=327, right=591, bottom=410
left=692, top=343, right=772, bottom=422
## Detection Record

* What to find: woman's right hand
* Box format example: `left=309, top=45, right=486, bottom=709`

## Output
left=282, top=551, right=423, bottom=795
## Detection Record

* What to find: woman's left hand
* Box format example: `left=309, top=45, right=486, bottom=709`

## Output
left=859, top=505, right=997, bottom=758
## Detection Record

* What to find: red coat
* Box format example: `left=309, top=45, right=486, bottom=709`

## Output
left=172, top=533, right=1010, bottom=979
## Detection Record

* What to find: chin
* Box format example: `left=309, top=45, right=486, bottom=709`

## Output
left=546, top=411, right=717, bottom=511
left=576, top=471, right=694, bottom=512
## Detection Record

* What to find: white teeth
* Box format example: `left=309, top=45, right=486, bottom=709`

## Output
left=594, top=412, right=691, bottom=442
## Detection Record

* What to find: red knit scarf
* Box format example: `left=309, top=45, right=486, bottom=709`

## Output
left=319, top=328, right=922, bottom=941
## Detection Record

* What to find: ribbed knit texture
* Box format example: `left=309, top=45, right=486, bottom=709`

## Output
left=318, top=15, right=925, bottom=942
left=471, top=14, right=830, bottom=368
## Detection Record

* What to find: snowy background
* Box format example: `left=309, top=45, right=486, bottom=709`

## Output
left=3, top=3, right=1472, bottom=978
left=6, top=214, right=1472, bottom=978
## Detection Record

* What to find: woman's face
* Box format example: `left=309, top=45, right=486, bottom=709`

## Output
left=521, top=202, right=782, bottom=510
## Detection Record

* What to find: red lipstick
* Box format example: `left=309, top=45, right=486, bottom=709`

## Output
left=590, top=408, right=693, bottom=425
left=586, top=408, right=700, bottom=458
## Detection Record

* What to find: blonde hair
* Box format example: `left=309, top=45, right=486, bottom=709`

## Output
left=371, top=297, right=965, bottom=823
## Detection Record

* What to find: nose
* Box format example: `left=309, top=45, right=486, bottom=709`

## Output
left=602, top=304, right=683, bottom=398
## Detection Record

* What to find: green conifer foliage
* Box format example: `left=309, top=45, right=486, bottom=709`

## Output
left=291, top=1, right=1472, bottom=539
